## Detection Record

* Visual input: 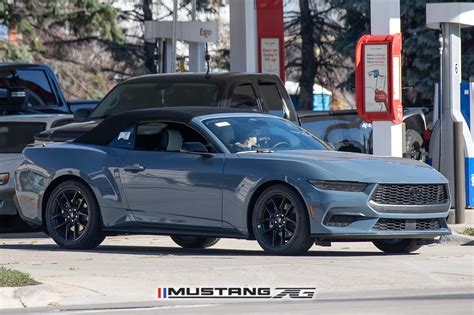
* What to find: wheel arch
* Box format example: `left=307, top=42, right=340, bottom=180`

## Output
left=246, top=180, right=310, bottom=240
left=41, top=175, right=101, bottom=230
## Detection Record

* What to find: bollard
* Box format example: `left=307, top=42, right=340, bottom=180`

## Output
left=453, top=121, right=466, bottom=224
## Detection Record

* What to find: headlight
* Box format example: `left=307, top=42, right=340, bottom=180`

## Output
left=0, top=173, right=9, bottom=185
left=309, top=180, right=367, bottom=192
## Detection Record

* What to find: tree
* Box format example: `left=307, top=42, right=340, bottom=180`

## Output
left=0, top=0, right=124, bottom=49
left=0, top=1, right=128, bottom=99
left=284, top=0, right=346, bottom=110
left=119, top=0, right=227, bottom=74
left=328, top=0, right=474, bottom=106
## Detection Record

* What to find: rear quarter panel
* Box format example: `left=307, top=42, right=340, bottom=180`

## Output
left=15, top=143, right=128, bottom=225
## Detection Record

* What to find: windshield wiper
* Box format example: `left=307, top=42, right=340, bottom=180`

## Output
left=237, top=149, right=273, bottom=154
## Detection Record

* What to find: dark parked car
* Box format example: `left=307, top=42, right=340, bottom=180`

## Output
left=0, top=63, right=99, bottom=115
left=34, top=73, right=298, bottom=142
left=299, top=108, right=430, bottom=160
left=16, top=108, right=450, bottom=255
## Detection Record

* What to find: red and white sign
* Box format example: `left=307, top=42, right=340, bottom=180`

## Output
left=260, top=38, right=280, bottom=77
left=355, top=33, right=403, bottom=123
left=256, top=0, right=285, bottom=80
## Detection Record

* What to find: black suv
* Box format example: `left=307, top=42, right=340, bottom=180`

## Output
left=36, top=73, right=298, bottom=142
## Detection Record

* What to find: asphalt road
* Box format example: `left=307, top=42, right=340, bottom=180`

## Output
left=0, top=233, right=473, bottom=314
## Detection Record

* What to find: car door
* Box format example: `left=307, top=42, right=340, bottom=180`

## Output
left=118, top=121, right=225, bottom=228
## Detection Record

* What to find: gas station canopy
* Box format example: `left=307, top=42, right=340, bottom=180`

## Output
left=426, top=2, right=474, bottom=29
left=144, top=20, right=218, bottom=43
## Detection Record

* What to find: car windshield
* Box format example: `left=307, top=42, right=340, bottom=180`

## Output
left=203, top=116, right=329, bottom=153
left=89, top=82, right=220, bottom=119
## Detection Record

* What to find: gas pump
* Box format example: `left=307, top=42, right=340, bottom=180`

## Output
left=460, top=80, right=474, bottom=207
left=426, top=2, right=474, bottom=222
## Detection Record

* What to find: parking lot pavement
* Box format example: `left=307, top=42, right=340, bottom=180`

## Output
left=0, top=233, right=473, bottom=313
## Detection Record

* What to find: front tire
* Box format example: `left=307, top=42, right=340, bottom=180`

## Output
left=171, top=235, right=220, bottom=249
left=252, top=184, right=314, bottom=255
left=373, top=239, right=422, bottom=254
left=45, top=180, right=105, bottom=249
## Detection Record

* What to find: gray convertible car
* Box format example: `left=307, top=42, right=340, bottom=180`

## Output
left=15, top=107, right=450, bottom=255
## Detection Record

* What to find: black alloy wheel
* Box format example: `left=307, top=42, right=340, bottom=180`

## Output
left=253, top=184, right=314, bottom=255
left=45, top=180, right=105, bottom=249
left=51, top=188, right=88, bottom=241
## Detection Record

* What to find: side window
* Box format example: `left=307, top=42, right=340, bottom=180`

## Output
left=109, top=125, right=136, bottom=150
left=0, top=70, right=57, bottom=107
left=16, top=70, right=57, bottom=106
left=259, top=83, right=285, bottom=117
left=133, top=121, right=215, bottom=153
left=230, top=84, right=259, bottom=110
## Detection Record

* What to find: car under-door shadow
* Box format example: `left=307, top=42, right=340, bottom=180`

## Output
left=0, top=242, right=398, bottom=257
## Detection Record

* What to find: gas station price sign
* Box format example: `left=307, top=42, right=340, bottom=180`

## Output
left=355, top=33, right=403, bottom=123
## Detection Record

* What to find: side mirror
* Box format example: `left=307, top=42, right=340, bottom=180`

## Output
left=0, top=87, right=27, bottom=113
left=73, top=108, right=92, bottom=122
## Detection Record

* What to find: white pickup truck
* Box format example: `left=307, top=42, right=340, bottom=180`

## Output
left=0, top=114, right=73, bottom=229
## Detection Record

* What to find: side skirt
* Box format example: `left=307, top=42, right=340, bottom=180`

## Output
left=104, top=222, right=249, bottom=239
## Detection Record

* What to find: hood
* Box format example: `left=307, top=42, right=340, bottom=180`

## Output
left=0, top=154, right=22, bottom=170
left=34, top=120, right=101, bottom=142
left=240, top=150, right=447, bottom=184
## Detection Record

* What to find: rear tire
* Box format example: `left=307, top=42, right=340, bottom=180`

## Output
left=45, top=180, right=105, bottom=249
left=171, top=235, right=220, bottom=249
left=405, top=129, right=425, bottom=161
left=373, top=239, right=422, bottom=254
left=252, top=184, right=314, bottom=256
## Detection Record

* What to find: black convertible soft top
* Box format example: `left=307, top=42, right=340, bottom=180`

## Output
left=74, top=107, right=254, bottom=145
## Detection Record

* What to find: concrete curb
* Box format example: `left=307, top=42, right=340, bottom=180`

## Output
left=0, top=284, right=58, bottom=309
left=440, top=230, right=474, bottom=246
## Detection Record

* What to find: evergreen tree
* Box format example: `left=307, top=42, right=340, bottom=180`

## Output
left=328, top=0, right=474, bottom=106
left=285, top=0, right=345, bottom=110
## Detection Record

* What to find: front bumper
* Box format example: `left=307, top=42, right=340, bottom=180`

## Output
left=312, top=218, right=451, bottom=240
left=0, top=188, right=18, bottom=215
left=302, top=183, right=451, bottom=239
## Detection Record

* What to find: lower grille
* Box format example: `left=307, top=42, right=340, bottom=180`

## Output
left=373, top=218, right=441, bottom=231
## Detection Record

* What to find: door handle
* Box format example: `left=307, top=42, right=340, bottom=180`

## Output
left=123, top=164, right=145, bottom=173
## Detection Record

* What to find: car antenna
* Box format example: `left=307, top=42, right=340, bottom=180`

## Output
left=205, top=43, right=211, bottom=79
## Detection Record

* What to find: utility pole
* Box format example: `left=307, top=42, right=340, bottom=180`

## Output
left=189, top=0, right=206, bottom=72
left=370, top=0, right=403, bottom=158
left=171, top=0, right=178, bottom=73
